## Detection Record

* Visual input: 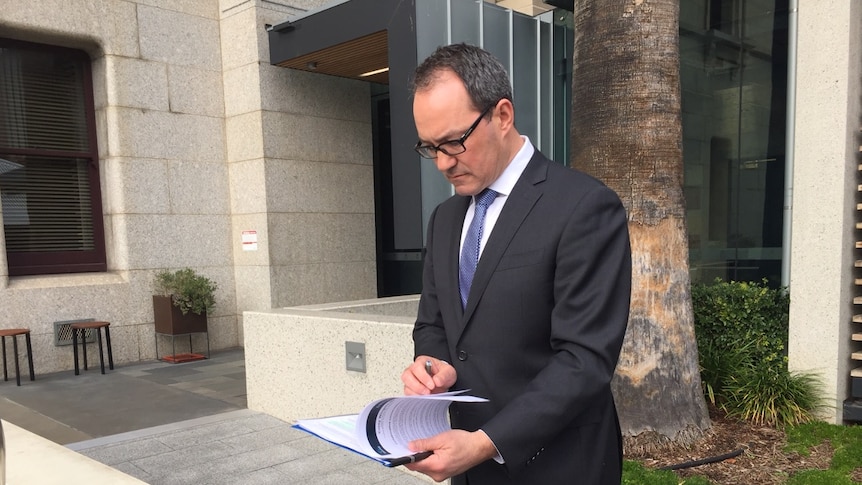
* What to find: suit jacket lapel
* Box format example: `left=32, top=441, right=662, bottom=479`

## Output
left=460, top=153, right=549, bottom=326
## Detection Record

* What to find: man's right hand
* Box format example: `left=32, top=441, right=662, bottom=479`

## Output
left=401, top=356, right=456, bottom=395
left=405, top=429, right=498, bottom=482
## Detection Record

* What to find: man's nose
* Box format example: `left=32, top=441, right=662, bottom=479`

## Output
left=435, top=152, right=457, bottom=172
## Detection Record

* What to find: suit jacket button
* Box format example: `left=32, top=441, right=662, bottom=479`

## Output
left=457, top=350, right=468, bottom=361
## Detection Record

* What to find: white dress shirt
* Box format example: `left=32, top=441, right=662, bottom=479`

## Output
left=459, top=136, right=534, bottom=260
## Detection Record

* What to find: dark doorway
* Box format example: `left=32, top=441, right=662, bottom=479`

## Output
left=371, top=92, right=423, bottom=297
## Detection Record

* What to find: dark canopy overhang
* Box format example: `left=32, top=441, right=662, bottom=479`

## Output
left=267, top=0, right=416, bottom=85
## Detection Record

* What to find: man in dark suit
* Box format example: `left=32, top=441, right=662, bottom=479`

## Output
left=400, top=43, right=632, bottom=484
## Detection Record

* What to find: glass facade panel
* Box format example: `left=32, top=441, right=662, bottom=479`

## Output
left=415, top=0, right=448, bottom=61
left=552, top=17, right=573, bottom=165
left=451, top=0, right=481, bottom=45
left=538, top=19, right=553, bottom=155
left=482, top=3, right=511, bottom=75
left=512, top=15, right=539, bottom=144
left=680, top=0, right=788, bottom=286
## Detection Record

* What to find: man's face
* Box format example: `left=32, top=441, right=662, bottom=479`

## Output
left=413, top=70, right=506, bottom=196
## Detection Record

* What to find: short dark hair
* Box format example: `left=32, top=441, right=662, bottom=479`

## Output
left=411, top=43, right=513, bottom=114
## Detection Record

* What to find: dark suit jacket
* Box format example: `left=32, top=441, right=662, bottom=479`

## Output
left=413, top=150, right=631, bottom=484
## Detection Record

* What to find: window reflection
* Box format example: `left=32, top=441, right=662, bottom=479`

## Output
left=681, top=0, right=789, bottom=286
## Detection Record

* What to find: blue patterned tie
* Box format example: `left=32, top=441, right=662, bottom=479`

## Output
left=459, top=188, right=498, bottom=309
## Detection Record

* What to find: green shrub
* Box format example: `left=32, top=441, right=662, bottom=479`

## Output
left=692, top=278, right=825, bottom=427
left=154, top=268, right=218, bottom=316
left=720, top=362, right=825, bottom=427
left=697, top=338, right=752, bottom=405
left=691, top=278, right=789, bottom=366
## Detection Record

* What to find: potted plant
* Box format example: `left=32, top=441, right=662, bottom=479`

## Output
left=153, top=268, right=218, bottom=336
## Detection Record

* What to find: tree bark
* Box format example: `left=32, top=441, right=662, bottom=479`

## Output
left=569, top=0, right=710, bottom=453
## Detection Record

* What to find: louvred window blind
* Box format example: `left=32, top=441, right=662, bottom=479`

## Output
left=0, top=39, right=105, bottom=275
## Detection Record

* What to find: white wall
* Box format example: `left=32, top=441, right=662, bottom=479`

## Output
left=788, top=0, right=862, bottom=423
left=244, top=296, right=419, bottom=421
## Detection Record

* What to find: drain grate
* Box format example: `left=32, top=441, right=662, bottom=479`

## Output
left=54, top=318, right=96, bottom=346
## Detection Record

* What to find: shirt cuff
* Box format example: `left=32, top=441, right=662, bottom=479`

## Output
left=477, top=429, right=504, bottom=464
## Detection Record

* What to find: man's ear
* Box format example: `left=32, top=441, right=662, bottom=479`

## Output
left=495, top=98, right=516, bottom=134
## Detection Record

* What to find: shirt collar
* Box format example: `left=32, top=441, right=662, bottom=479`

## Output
left=487, top=136, right=533, bottom=198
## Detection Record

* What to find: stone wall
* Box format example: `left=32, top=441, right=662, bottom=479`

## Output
left=0, top=0, right=377, bottom=373
left=244, top=295, right=420, bottom=422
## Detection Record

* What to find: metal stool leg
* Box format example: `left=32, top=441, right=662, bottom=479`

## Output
left=1, top=336, right=7, bottom=382
left=24, top=332, right=34, bottom=381
left=11, top=336, right=20, bottom=386
left=104, top=325, right=114, bottom=370
left=96, top=328, right=105, bottom=375
left=81, top=329, right=89, bottom=371
left=72, top=329, right=80, bottom=375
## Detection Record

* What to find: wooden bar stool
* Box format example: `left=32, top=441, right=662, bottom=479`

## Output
left=71, top=321, right=114, bottom=375
left=0, top=328, right=35, bottom=386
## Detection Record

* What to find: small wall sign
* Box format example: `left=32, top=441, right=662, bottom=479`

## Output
left=241, top=230, right=258, bottom=251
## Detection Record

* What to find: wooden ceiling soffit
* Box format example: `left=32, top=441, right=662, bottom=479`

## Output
left=275, top=30, right=389, bottom=84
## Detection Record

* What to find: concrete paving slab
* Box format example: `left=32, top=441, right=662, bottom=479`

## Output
left=3, top=373, right=239, bottom=437
left=5, top=348, right=432, bottom=484
left=77, top=411, right=430, bottom=485
left=0, top=396, right=92, bottom=443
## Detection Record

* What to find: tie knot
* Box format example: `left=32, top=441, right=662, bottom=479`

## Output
left=475, top=188, right=497, bottom=209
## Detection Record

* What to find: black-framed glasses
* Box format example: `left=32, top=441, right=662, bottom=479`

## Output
left=414, top=104, right=494, bottom=159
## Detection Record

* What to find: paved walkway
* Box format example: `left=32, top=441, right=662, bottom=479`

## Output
left=0, top=348, right=429, bottom=484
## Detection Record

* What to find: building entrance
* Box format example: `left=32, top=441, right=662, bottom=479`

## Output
left=371, top=94, right=423, bottom=297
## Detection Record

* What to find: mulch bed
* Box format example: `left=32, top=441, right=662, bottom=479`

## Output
left=626, top=408, right=834, bottom=484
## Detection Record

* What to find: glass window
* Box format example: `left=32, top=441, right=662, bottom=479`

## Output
left=0, top=38, right=106, bottom=276
left=680, top=0, right=788, bottom=286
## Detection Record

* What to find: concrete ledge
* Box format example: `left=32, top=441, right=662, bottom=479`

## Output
left=3, top=420, right=147, bottom=484
left=244, top=295, right=419, bottom=422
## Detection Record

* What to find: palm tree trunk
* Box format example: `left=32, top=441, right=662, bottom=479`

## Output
left=570, top=0, right=711, bottom=453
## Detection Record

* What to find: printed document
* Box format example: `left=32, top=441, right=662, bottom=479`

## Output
left=293, top=390, right=487, bottom=467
